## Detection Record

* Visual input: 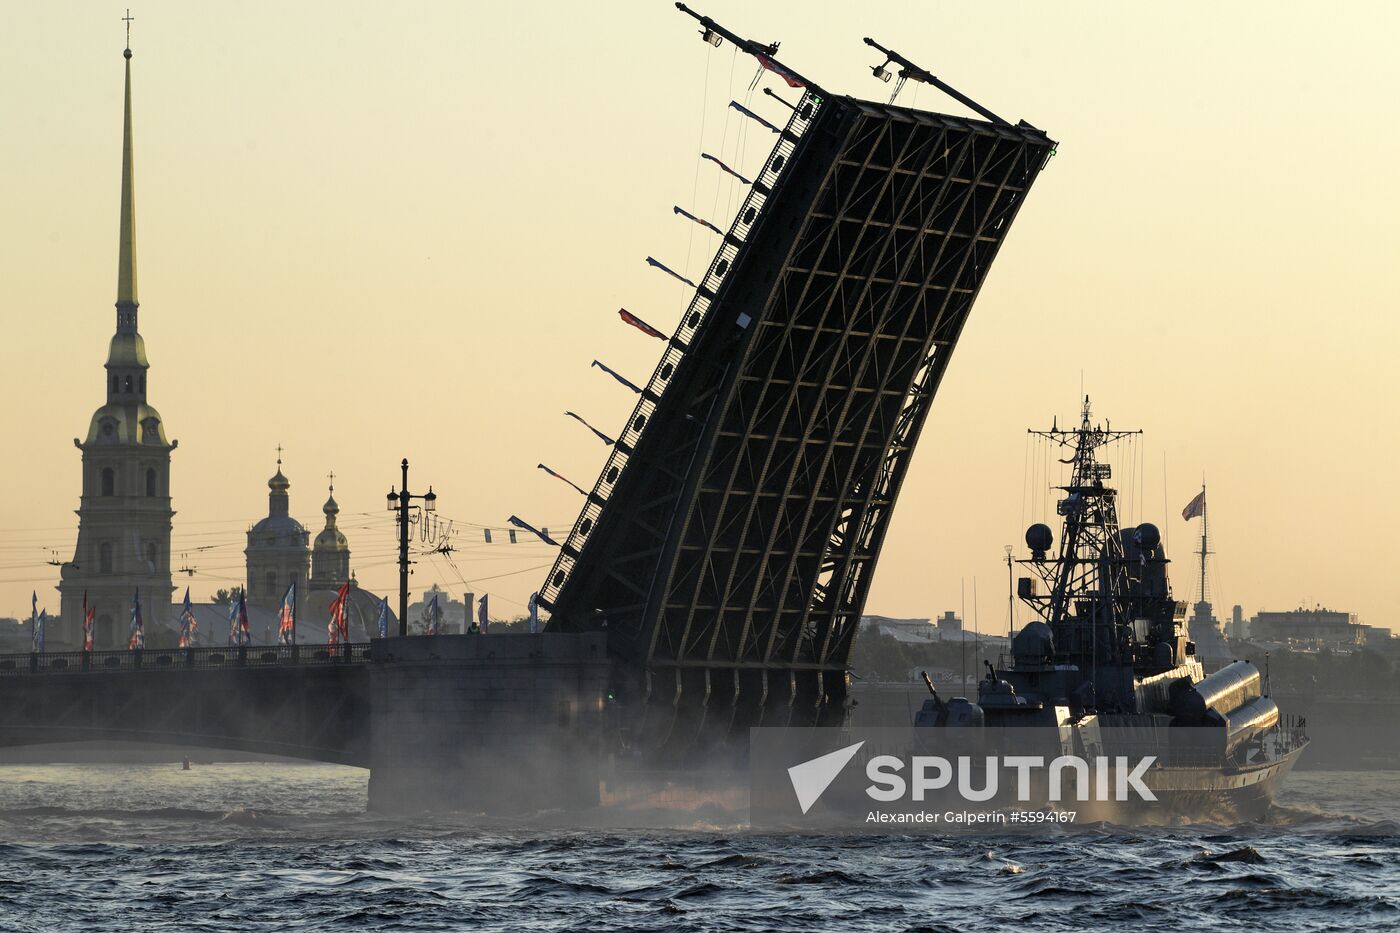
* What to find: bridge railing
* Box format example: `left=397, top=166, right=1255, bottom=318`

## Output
left=0, top=643, right=374, bottom=677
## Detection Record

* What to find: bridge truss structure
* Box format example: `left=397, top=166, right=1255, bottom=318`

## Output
left=541, top=71, right=1056, bottom=754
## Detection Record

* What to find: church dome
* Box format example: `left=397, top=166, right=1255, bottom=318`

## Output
left=314, top=489, right=348, bottom=551
left=268, top=468, right=290, bottom=493
left=85, top=400, right=168, bottom=446
left=249, top=512, right=306, bottom=544
left=107, top=332, right=149, bottom=368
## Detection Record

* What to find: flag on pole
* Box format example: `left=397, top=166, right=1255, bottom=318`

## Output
left=328, top=581, right=350, bottom=645
left=375, top=596, right=389, bottom=639
left=527, top=591, right=540, bottom=635
left=673, top=205, right=724, bottom=236
left=564, top=411, right=616, bottom=446
left=178, top=587, right=198, bottom=648
left=477, top=594, right=489, bottom=635
left=591, top=359, right=643, bottom=395
left=422, top=591, right=441, bottom=636
left=30, top=592, right=40, bottom=654
left=227, top=589, right=249, bottom=646
left=33, top=609, right=45, bottom=655
left=728, top=99, right=781, bottom=133
left=537, top=463, right=587, bottom=496
left=618, top=308, right=667, bottom=341
left=508, top=515, right=560, bottom=547
left=1181, top=490, right=1206, bottom=521
left=754, top=53, right=805, bottom=88
left=82, top=591, right=95, bottom=652
left=701, top=152, right=753, bottom=185
left=645, top=256, right=699, bottom=289
left=128, top=589, right=144, bottom=650
left=278, top=581, right=297, bottom=646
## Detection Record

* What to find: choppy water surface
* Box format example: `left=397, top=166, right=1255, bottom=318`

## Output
left=1, top=761, right=1398, bottom=931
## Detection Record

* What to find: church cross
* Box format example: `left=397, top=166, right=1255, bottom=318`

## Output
left=123, top=10, right=134, bottom=49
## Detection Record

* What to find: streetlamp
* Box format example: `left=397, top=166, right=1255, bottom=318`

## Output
left=386, top=458, right=436, bottom=638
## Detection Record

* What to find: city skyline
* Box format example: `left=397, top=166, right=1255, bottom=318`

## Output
left=1, top=1, right=1396, bottom=632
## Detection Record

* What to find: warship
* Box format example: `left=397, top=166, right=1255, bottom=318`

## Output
left=915, top=398, right=1308, bottom=821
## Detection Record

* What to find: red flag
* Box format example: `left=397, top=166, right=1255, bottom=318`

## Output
left=618, top=308, right=666, bottom=341
left=754, top=53, right=805, bottom=89
left=82, top=591, right=94, bottom=652
left=1181, top=490, right=1206, bottom=521
left=328, top=582, right=350, bottom=646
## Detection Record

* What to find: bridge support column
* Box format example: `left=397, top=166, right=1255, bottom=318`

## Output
left=367, top=633, right=609, bottom=815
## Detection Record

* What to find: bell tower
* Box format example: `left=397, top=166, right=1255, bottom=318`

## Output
left=58, top=36, right=177, bottom=648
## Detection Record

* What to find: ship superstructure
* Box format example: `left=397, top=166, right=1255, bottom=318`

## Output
left=916, top=399, right=1307, bottom=819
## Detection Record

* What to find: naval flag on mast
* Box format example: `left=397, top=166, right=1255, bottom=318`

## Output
left=1182, top=489, right=1206, bottom=521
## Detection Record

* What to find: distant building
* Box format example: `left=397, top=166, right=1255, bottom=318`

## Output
left=1250, top=608, right=1365, bottom=649
left=407, top=584, right=469, bottom=635
left=1226, top=604, right=1249, bottom=641
left=56, top=48, right=175, bottom=649
left=936, top=611, right=961, bottom=634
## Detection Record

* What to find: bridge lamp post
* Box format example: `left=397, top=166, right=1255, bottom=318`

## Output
left=386, top=458, right=436, bottom=638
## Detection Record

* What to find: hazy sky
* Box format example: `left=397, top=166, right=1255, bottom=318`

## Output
left=2, top=2, right=1397, bottom=632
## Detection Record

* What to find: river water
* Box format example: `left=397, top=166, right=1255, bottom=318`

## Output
left=1, top=761, right=1397, bottom=930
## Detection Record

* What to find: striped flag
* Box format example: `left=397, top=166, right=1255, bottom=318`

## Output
left=673, top=205, right=724, bottom=235
left=477, top=593, right=490, bottom=635
left=128, top=589, right=144, bottom=650
left=645, top=256, right=698, bottom=289
left=591, top=359, right=643, bottom=395
left=528, top=591, right=540, bottom=635
left=538, top=463, right=587, bottom=496
left=328, top=581, right=350, bottom=645
left=30, top=591, right=41, bottom=654
left=178, top=587, right=198, bottom=648
left=1181, top=490, right=1206, bottom=521
left=82, top=591, right=95, bottom=652
left=564, top=411, right=616, bottom=446
left=278, top=581, right=297, bottom=646
left=227, top=589, right=249, bottom=646
left=701, top=152, right=752, bottom=185
left=619, top=308, right=667, bottom=341
left=728, top=100, right=780, bottom=133
left=508, top=515, right=559, bottom=547
left=375, top=596, right=389, bottom=639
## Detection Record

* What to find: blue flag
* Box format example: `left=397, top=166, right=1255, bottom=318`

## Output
left=645, top=256, right=698, bottom=289
left=507, top=515, right=560, bottom=547
left=528, top=592, right=540, bottom=635
left=591, top=359, right=643, bottom=395
left=129, top=589, right=144, bottom=650
left=34, top=609, right=46, bottom=655
left=564, top=411, right=616, bottom=446
left=477, top=594, right=489, bottom=635
left=376, top=596, right=389, bottom=639
left=728, top=100, right=781, bottom=133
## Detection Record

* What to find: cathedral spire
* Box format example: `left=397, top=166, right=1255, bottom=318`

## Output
left=116, top=18, right=139, bottom=324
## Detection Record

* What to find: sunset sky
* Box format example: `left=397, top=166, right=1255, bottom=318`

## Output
left=2, top=2, right=1397, bottom=632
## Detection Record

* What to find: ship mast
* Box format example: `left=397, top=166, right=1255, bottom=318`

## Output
left=1196, top=484, right=1212, bottom=606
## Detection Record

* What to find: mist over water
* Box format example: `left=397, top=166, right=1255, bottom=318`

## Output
left=1, top=761, right=1397, bottom=931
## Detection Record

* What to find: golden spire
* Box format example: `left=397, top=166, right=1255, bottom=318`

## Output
left=116, top=11, right=138, bottom=318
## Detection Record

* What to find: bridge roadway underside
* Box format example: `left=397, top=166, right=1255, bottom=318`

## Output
left=0, top=658, right=371, bottom=765
left=0, top=634, right=611, bottom=814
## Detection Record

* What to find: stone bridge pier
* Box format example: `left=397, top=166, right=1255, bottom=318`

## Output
left=367, top=633, right=610, bottom=814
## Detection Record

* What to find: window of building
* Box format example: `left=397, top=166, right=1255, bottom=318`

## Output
left=101, top=468, right=116, bottom=496
left=266, top=571, right=277, bottom=595
left=139, top=374, right=146, bottom=393
left=145, top=542, right=157, bottom=571
left=99, top=542, right=113, bottom=573
left=145, top=468, right=157, bottom=497
left=111, top=376, right=118, bottom=394
left=124, top=375, right=133, bottom=393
